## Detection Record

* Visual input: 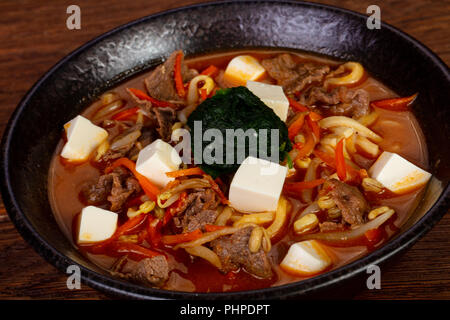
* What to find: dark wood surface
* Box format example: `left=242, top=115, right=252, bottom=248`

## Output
left=0, top=0, right=449, bottom=300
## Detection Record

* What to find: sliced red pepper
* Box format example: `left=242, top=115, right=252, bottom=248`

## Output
left=288, top=97, right=309, bottom=112
left=128, top=88, right=174, bottom=108
left=204, top=224, right=226, bottom=232
left=293, top=142, right=304, bottom=150
left=313, top=149, right=362, bottom=182
left=106, top=158, right=160, bottom=201
left=147, top=217, right=162, bottom=248
left=335, top=138, right=347, bottom=181
left=111, top=107, right=140, bottom=121
left=284, top=179, right=326, bottom=197
left=371, top=93, right=418, bottom=111
left=109, top=241, right=162, bottom=261
left=174, top=52, right=186, bottom=98
left=307, top=113, right=321, bottom=140
left=166, top=167, right=204, bottom=178
left=161, top=229, right=203, bottom=245
left=288, top=113, right=306, bottom=140
left=200, top=88, right=208, bottom=101
left=200, top=65, right=219, bottom=78
left=364, top=228, right=382, bottom=243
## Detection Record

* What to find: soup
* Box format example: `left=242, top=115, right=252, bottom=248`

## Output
left=48, top=49, right=430, bottom=292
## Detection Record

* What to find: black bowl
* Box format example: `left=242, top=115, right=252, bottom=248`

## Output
left=1, top=0, right=449, bottom=299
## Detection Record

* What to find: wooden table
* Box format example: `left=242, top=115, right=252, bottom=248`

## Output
left=0, top=0, right=448, bottom=300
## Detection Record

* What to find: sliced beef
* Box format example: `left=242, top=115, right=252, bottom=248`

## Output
left=108, top=174, right=141, bottom=212
left=261, top=54, right=330, bottom=94
left=82, top=166, right=140, bottom=212
left=305, top=86, right=341, bottom=106
left=325, top=179, right=368, bottom=225
left=82, top=166, right=128, bottom=205
left=130, top=255, right=169, bottom=287
left=173, top=188, right=220, bottom=233
left=152, top=107, right=177, bottom=142
left=144, top=50, right=197, bottom=104
left=211, top=226, right=273, bottom=279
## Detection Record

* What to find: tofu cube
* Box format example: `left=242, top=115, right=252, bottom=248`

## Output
left=280, top=240, right=332, bottom=276
left=224, top=55, right=266, bottom=86
left=78, top=206, right=118, bottom=244
left=368, top=151, right=431, bottom=194
left=136, top=139, right=182, bottom=188
left=61, top=115, right=108, bottom=161
left=246, top=80, right=290, bottom=122
left=229, top=156, right=287, bottom=212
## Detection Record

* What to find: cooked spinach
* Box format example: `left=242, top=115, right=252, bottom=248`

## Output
left=187, top=86, right=291, bottom=178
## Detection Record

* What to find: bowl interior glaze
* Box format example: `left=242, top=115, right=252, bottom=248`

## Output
left=1, top=1, right=449, bottom=299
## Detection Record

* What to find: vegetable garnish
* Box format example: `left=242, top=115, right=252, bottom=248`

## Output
left=127, top=88, right=173, bottom=108
left=313, top=149, right=362, bottom=182
left=288, top=97, right=309, bottom=112
left=174, top=52, right=186, bottom=98
left=111, top=107, right=140, bottom=121
left=187, top=87, right=291, bottom=178
left=288, top=113, right=306, bottom=140
left=335, top=138, right=347, bottom=181
left=200, top=65, right=219, bottom=78
left=106, top=158, right=160, bottom=201
left=283, top=179, right=326, bottom=197
left=204, top=224, right=226, bottom=232
left=166, top=167, right=205, bottom=178
left=161, top=229, right=203, bottom=245
left=306, top=113, right=321, bottom=140
left=109, top=241, right=163, bottom=261
left=371, top=93, right=418, bottom=111
left=200, top=88, right=208, bottom=101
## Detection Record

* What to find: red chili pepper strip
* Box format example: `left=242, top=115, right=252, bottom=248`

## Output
left=364, top=228, right=382, bottom=243
left=306, top=113, right=321, bottom=140
left=335, top=138, right=347, bottom=181
left=147, top=217, right=162, bottom=248
left=174, top=52, right=186, bottom=98
left=200, top=65, right=219, bottom=78
left=288, top=97, right=309, bottom=112
left=105, top=158, right=160, bottom=201
left=128, top=88, right=173, bottom=108
left=166, top=167, right=205, bottom=178
left=370, top=93, right=418, bottom=111
left=109, top=242, right=162, bottom=261
left=161, top=229, right=203, bottom=245
left=204, top=224, right=226, bottom=232
left=288, top=113, right=306, bottom=140
left=111, top=107, right=140, bottom=121
left=200, top=88, right=208, bottom=101
left=284, top=179, right=326, bottom=198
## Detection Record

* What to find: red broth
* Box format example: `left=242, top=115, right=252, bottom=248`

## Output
left=48, top=49, right=429, bottom=292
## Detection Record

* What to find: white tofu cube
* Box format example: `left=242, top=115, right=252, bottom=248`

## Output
left=246, top=80, right=290, bottom=122
left=368, top=151, right=431, bottom=194
left=136, top=139, right=182, bottom=188
left=78, top=206, right=118, bottom=244
left=61, top=115, right=108, bottom=161
left=280, top=240, right=332, bottom=276
left=224, top=55, right=266, bottom=86
left=229, top=156, right=287, bottom=212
